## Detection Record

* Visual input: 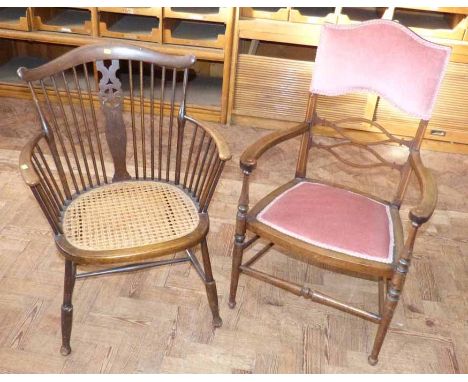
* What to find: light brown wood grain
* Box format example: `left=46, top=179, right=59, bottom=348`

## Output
left=0, top=97, right=467, bottom=371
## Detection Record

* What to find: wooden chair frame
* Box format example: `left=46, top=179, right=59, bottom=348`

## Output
left=228, top=93, right=437, bottom=365
left=18, top=42, right=231, bottom=355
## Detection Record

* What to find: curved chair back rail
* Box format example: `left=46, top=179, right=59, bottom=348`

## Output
left=17, top=42, right=196, bottom=81
left=311, top=20, right=451, bottom=120
left=18, top=42, right=228, bottom=220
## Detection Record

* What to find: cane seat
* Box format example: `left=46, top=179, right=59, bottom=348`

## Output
left=63, top=181, right=199, bottom=252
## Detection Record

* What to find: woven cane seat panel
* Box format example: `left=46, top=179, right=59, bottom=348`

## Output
left=63, top=181, right=199, bottom=251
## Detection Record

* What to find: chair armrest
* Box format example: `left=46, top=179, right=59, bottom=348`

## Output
left=240, top=122, right=309, bottom=172
left=184, top=115, right=232, bottom=161
left=19, top=132, right=45, bottom=187
left=408, top=151, right=438, bottom=225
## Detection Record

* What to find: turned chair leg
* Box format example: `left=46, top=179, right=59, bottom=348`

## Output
left=200, top=238, right=222, bottom=328
left=228, top=233, right=245, bottom=309
left=368, top=283, right=400, bottom=365
left=378, top=278, right=386, bottom=316
left=60, top=259, right=76, bottom=356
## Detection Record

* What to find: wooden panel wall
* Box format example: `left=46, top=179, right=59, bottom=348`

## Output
left=233, top=54, right=468, bottom=146
left=375, top=62, right=468, bottom=142
left=233, top=54, right=367, bottom=123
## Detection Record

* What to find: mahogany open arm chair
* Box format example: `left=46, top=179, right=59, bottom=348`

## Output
left=18, top=42, right=231, bottom=355
left=229, top=20, right=449, bottom=366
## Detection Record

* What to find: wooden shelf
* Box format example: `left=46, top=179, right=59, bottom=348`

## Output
left=98, top=7, right=162, bottom=18
left=0, top=7, right=235, bottom=124
left=289, top=8, right=337, bottom=24
left=238, top=19, right=322, bottom=46
left=0, top=29, right=225, bottom=61
left=229, top=7, right=468, bottom=153
left=163, top=19, right=226, bottom=49
left=119, top=71, right=222, bottom=108
left=0, top=56, right=47, bottom=84
left=31, top=7, right=92, bottom=35
left=0, top=7, right=30, bottom=31
left=338, top=7, right=391, bottom=24
left=0, top=38, right=222, bottom=123
left=393, top=8, right=467, bottom=40
left=0, top=39, right=91, bottom=86
left=3, top=6, right=466, bottom=138
left=240, top=7, right=290, bottom=21
left=0, top=79, right=221, bottom=123
left=398, top=7, right=468, bottom=15
left=99, top=11, right=161, bottom=42
left=239, top=39, right=316, bottom=61
left=163, top=7, right=230, bottom=23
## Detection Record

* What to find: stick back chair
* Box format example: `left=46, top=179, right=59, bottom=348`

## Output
left=228, top=20, right=450, bottom=365
left=18, top=42, right=231, bottom=355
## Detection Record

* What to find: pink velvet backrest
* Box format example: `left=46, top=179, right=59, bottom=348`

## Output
left=311, top=20, right=451, bottom=120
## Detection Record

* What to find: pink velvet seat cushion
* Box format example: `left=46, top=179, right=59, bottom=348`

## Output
left=257, top=182, right=394, bottom=263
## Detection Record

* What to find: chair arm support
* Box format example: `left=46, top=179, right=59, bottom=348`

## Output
left=184, top=115, right=232, bottom=162
left=19, top=131, right=45, bottom=187
left=408, top=151, right=438, bottom=225
left=240, top=122, right=309, bottom=172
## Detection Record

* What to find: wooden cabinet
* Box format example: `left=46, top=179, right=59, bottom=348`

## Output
left=163, top=7, right=231, bottom=23
left=1, top=7, right=468, bottom=152
left=0, top=7, right=31, bottom=31
left=240, top=7, right=289, bottom=21
left=98, top=10, right=161, bottom=42
left=289, top=7, right=337, bottom=24
left=393, top=8, right=467, bottom=40
left=163, top=19, right=226, bottom=49
left=0, top=7, right=235, bottom=124
left=228, top=7, right=468, bottom=153
left=31, top=7, right=93, bottom=35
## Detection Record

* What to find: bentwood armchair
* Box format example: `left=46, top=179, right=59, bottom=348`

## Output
left=18, top=43, right=231, bottom=355
left=229, top=20, right=450, bottom=365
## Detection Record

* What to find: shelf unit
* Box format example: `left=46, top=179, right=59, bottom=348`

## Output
left=98, top=10, right=161, bottom=42
left=0, top=7, right=235, bottom=123
left=338, top=7, right=393, bottom=24
left=31, top=7, right=94, bottom=35
left=393, top=8, right=467, bottom=40
left=228, top=7, right=468, bottom=153
left=240, top=7, right=290, bottom=21
left=0, top=7, right=31, bottom=31
left=289, top=7, right=338, bottom=24
left=1, top=7, right=468, bottom=152
left=163, top=19, right=226, bottom=49
left=163, top=7, right=231, bottom=23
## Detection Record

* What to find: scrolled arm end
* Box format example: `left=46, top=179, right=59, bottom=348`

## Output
left=19, top=132, right=45, bottom=187
left=408, top=151, right=438, bottom=225
left=184, top=115, right=232, bottom=162
left=239, top=156, right=257, bottom=173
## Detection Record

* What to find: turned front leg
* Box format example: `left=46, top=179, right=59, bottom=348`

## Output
left=61, top=259, right=76, bottom=356
left=229, top=170, right=250, bottom=308
left=369, top=223, right=419, bottom=365
left=200, top=238, right=223, bottom=328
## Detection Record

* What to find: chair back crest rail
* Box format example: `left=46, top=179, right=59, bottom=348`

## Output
left=19, top=43, right=225, bottom=231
